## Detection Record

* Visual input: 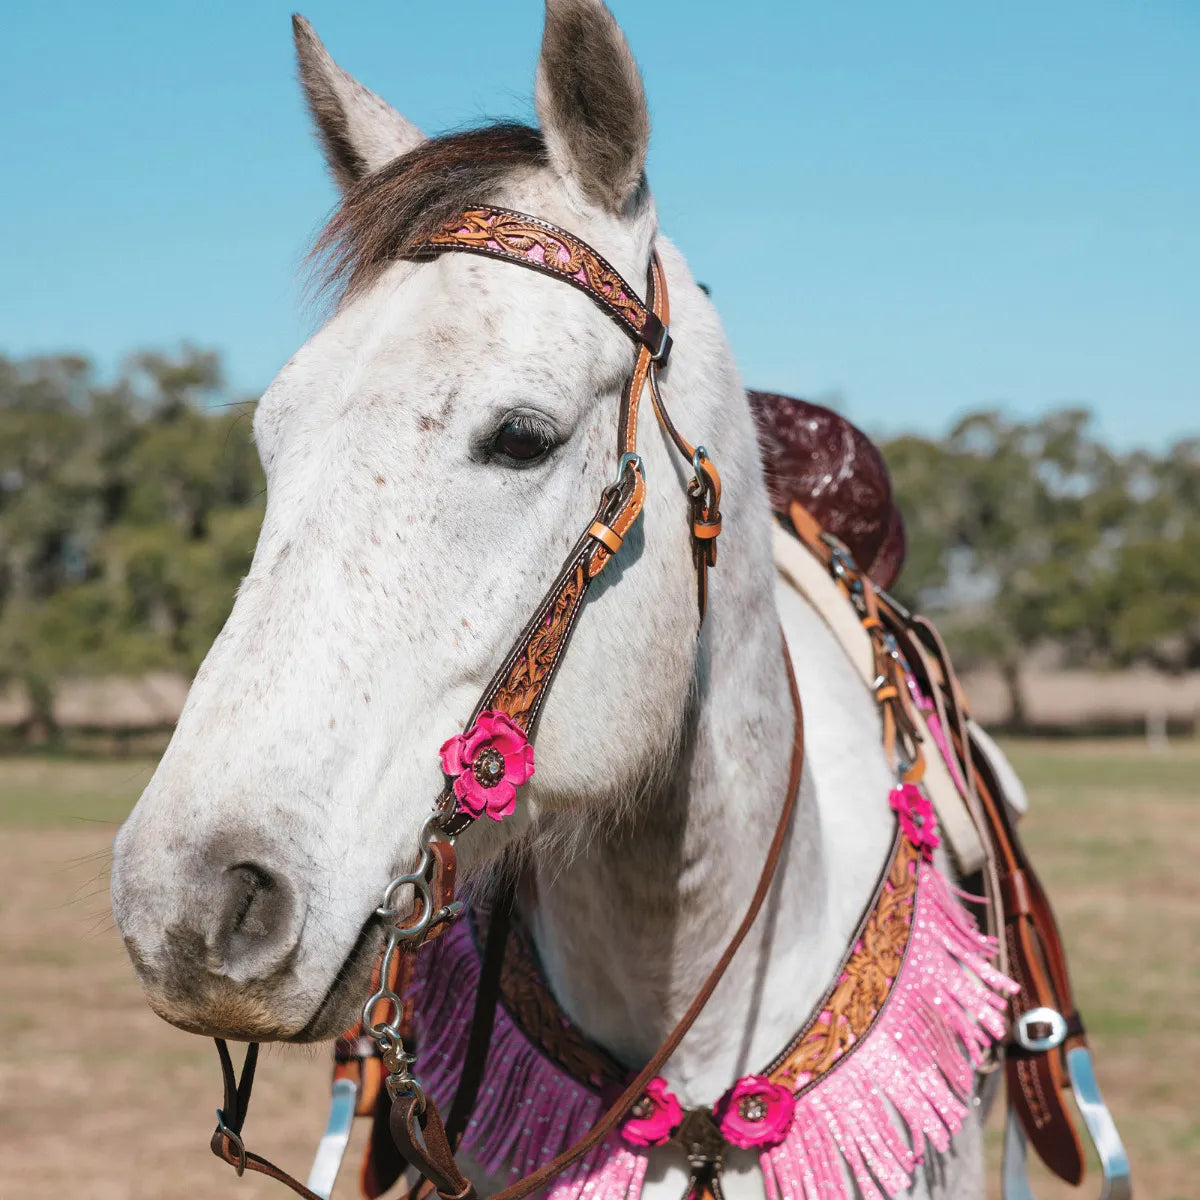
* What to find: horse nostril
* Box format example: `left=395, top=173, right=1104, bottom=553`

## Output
left=214, top=862, right=302, bottom=982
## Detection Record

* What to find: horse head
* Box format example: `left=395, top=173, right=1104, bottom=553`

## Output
left=110, top=0, right=760, bottom=1043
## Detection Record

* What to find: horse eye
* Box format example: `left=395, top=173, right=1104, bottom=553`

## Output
left=490, top=417, right=555, bottom=464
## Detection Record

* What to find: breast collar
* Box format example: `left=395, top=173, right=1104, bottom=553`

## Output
left=407, top=678, right=1016, bottom=1200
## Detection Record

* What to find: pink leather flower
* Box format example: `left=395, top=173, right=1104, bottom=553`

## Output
left=439, top=710, right=535, bottom=821
left=620, top=1077, right=683, bottom=1147
left=889, top=782, right=941, bottom=856
left=714, top=1075, right=795, bottom=1149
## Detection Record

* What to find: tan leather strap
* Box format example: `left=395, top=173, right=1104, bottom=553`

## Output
left=787, top=502, right=922, bottom=784
left=417, top=208, right=672, bottom=361
left=392, top=641, right=804, bottom=1200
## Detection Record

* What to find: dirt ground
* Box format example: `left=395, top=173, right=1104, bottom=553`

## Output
left=0, top=744, right=1196, bottom=1199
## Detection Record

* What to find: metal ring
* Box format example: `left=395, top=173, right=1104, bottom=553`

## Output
left=692, top=445, right=710, bottom=477
left=362, top=994, right=405, bottom=1041
left=1014, top=1006, right=1069, bottom=1053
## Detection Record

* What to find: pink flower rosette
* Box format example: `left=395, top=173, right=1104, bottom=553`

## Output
left=620, top=1077, right=683, bottom=1147
left=888, top=781, right=941, bottom=856
left=713, top=1075, right=795, bottom=1149
left=439, top=709, right=535, bottom=821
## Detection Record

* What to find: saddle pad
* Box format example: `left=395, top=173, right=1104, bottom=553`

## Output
left=773, top=522, right=987, bottom=873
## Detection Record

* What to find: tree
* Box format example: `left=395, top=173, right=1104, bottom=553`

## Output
left=0, top=347, right=264, bottom=741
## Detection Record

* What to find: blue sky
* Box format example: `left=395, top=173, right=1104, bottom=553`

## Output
left=2, top=1, right=1196, bottom=446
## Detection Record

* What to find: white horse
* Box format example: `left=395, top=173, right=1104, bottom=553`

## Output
left=111, top=3, right=990, bottom=1196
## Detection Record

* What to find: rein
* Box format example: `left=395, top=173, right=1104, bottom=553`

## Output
left=210, top=206, right=775, bottom=1200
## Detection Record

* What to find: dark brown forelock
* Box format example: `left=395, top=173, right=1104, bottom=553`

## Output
left=311, top=122, right=548, bottom=301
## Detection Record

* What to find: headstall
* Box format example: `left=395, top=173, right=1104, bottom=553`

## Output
left=209, top=205, right=778, bottom=1200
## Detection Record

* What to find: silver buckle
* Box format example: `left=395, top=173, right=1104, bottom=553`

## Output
left=1013, top=1006, right=1068, bottom=1053
left=647, top=319, right=672, bottom=363
left=215, top=1109, right=248, bottom=1176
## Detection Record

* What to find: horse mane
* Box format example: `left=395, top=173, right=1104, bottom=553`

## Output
left=311, top=122, right=548, bottom=301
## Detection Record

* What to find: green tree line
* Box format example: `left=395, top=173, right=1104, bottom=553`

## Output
left=1, top=347, right=1196, bottom=733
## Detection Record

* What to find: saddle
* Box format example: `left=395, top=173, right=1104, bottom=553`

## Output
left=748, top=391, right=906, bottom=590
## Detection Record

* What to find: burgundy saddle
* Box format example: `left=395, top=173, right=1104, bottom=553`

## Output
left=748, top=391, right=905, bottom=590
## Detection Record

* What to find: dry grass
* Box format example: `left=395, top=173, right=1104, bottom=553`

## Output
left=983, top=739, right=1200, bottom=1200
left=0, top=741, right=1194, bottom=1198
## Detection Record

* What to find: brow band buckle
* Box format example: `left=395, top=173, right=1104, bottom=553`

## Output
left=643, top=314, right=672, bottom=364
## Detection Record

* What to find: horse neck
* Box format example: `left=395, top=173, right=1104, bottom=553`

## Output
left=524, top=250, right=895, bottom=1102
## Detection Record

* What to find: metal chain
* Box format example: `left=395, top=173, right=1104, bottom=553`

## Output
left=361, top=814, right=456, bottom=1108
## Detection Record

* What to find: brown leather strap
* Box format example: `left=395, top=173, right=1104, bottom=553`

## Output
left=393, top=641, right=804, bottom=1200
left=414, top=208, right=672, bottom=362
left=443, top=891, right=514, bottom=1147
left=211, top=1040, right=327, bottom=1200
left=391, top=1095, right=478, bottom=1200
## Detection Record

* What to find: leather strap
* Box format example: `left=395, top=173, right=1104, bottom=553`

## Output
left=211, top=1040, right=327, bottom=1200
left=391, top=641, right=805, bottom=1200
left=417, top=208, right=672, bottom=361
left=443, top=891, right=514, bottom=1148
left=398, top=214, right=720, bottom=841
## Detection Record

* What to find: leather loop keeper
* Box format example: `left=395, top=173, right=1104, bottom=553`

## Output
left=1000, top=869, right=1035, bottom=918
left=693, top=518, right=722, bottom=540
left=588, top=521, right=624, bottom=554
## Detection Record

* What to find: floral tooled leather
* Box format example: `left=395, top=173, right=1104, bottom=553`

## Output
left=428, top=209, right=651, bottom=338
left=768, top=835, right=918, bottom=1090
left=492, top=563, right=587, bottom=726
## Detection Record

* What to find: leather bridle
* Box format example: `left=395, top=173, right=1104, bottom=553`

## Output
left=210, top=206, right=802, bottom=1200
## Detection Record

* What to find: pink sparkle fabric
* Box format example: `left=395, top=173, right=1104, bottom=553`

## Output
left=409, top=848, right=1017, bottom=1200
left=439, top=710, right=534, bottom=821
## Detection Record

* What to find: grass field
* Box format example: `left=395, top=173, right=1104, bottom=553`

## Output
left=0, top=742, right=1195, bottom=1198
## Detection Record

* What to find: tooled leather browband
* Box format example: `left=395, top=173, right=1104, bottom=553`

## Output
left=409, top=207, right=672, bottom=362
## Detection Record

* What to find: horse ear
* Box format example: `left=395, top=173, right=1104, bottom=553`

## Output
left=292, top=14, right=425, bottom=193
left=535, top=0, right=650, bottom=213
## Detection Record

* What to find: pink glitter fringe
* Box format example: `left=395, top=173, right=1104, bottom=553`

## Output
left=412, top=858, right=1016, bottom=1200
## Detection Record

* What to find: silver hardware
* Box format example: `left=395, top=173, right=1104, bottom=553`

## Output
left=305, top=1078, right=358, bottom=1199
left=214, top=1110, right=247, bottom=1177
left=363, top=812, right=456, bottom=1106
left=380, top=1036, right=427, bottom=1112
left=613, top=451, right=643, bottom=488
left=692, top=445, right=710, bottom=479
left=1003, top=1050, right=1133, bottom=1200
left=1013, top=1006, right=1068, bottom=1053
left=648, top=319, right=672, bottom=363
left=1066, top=1046, right=1133, bottom=1200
